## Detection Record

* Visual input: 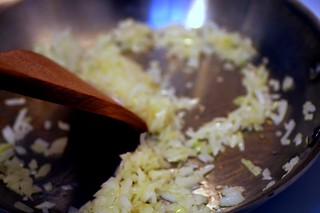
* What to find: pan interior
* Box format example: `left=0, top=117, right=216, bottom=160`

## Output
left=0, top=0, right=319, bottom=212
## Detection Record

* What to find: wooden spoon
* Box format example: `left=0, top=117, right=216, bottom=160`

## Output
left=0, top=50, right=147, bottom=132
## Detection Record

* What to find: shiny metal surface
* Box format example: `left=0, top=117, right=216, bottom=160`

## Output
left=0, top=0, right=319, bottom=212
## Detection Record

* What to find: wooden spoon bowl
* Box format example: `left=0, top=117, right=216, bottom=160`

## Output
left=0, top=50, right=147, bottom=132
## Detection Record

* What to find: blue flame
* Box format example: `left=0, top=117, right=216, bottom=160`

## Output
left=147, top=0, right=191, bottom=28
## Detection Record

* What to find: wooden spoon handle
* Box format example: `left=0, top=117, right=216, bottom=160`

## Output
left=0, top=50, right=147, bottom=132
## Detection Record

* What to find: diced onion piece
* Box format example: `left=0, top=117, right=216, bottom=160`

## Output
left=13, top=202, right=34, bottom=213
left=263, top=181, right=275, bottom=191
left=4, top=98, right=26, bottom=106
left=262, top=168, right=272, bottom=180
left=34, top=163, right=52, bottom=179
left=280, top=119, right=296, bottom=145
left=44, top=137, right=68, bottom=156
left=241, top=158, right=262, bottom=176
left=270, top=100, right=288, bottom=125
left=220, top=186, right=245, bottom=206
left=57, top=120, right=70, bottom=131
left=2, top=125, right=16, bottom=145
left=31, top=138, right=49, bottom=154
left=282, top=156, right=299, bottom=175
left=34, top=201, right=56, bottom=209
left=282, top=76, right=294, bottom=91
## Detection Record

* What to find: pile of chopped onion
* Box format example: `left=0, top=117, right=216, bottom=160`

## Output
left=28, top=19, right=297, bottom=212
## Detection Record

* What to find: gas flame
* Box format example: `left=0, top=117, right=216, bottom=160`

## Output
left=185, top=0, right=208, bottom=29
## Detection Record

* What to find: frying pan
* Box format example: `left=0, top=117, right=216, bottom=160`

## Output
left=0, top=0, right=319, bottom=212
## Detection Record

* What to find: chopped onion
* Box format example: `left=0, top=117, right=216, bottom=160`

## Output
left=4, top=98, right=26, bottom=106
left=35, top=201, right=56, bottom=209
left=14, top=202, right=34, bottom=213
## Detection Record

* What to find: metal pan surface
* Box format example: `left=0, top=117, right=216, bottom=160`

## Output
left=0, top=0, right=319, bottom=212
